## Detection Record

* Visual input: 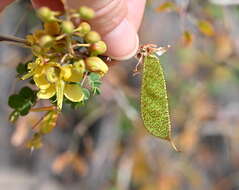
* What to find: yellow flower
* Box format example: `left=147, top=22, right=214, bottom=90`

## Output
left=44, top=22, right=60, bottom=36
left=21, top=58, right=45, bottom=80
left=32, top=61, right=85, bottom=110
left=85, top=57, right=108, bottom=76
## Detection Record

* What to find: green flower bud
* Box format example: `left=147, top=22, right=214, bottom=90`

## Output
left=75, top=22, right=91, bottom=37
left=37, top=7, right=55, bottom=22
left=78, top=6, right=95, bottom=20
left=61, top=21, right=75, bottom=34
left=39, top=35, right=54, bottom=47
left=85, top=57, right=108, bottom=76
left=90, top=41, right=107, bottom=56
left=84, top=31, right=101, bottom=44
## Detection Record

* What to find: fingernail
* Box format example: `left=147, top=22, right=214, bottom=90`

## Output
left=102, top=19, right=139, bottom=61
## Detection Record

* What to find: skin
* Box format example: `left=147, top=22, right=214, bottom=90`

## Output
left=1, top=0, right=146, bottom=61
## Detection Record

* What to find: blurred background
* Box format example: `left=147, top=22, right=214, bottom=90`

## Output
left=1, top=0, right=239, bottom=189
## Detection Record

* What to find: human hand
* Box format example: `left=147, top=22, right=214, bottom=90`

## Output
left=32, top=0, right=146, bottom=60
left=1, top=0, right=146, bottom=60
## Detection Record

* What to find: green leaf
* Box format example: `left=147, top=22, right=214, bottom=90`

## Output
left=19, top=102, right=31, bottom=116
left=8, top=87, right=37, bottom=120
left=92, top=87, right=101, bottom=95
left=8, top=95, right=25, bottom=109
left=89, top=72, right=101, bottom=81
left=82, top=88, right=90, bottom=100
left=16, top=63, right=28, bottom=75
left=19, top=87, right=35, bottom=100
left=93, top=81, right=102, bottom=87
left=9, top=110, right=20, bottom=123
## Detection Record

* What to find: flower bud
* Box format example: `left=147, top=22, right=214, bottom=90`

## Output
left=37, top=7, right=55, bottom=22
left=44, top=22, right=60, bottom=36
left=39, top=35, right=54, bottom=47
left=84, top=31, right=101, bottom=44
left=75, top=22, right=91, bottom=37
left=78, top=6, right=95, bottom=20
left=90, top=41, right=107, bottom=56
left=85, top=57, right=108, bottom=76
left=61, top=21, right=74, bottom=34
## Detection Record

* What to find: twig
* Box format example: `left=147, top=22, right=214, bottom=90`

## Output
left=30, top=106, right=56, bottom=112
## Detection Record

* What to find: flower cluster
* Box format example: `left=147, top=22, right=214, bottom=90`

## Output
left=8, top=6, right=109, bottom=148
left=21, top=6, right=108, bottom=110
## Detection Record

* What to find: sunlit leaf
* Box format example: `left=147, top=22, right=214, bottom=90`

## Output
left=88, top=73, right=102, bottom=95
left=182, top=31, right=193, bottom=47
left=155, top=2, right=177, bottom=13
left=38, top=110, right=58, bottom=134
left=26, top=133, right=42, bottom=149
left=197, top=20, right=215, bottom=37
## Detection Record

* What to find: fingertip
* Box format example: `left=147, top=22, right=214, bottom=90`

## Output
left=102, top=19, right=139, bottom=61
left=31, top=0, right=64, bottom=11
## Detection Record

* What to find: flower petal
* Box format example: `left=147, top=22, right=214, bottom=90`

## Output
left=34, top=74, right=51, bottom=90
left=64, top=84, right=84, bottom=102
left=37, top=85, right=56, bottom=99
left=65, top=60, right=85, bottom=82
left=21, top=72, right=34, bottom=80
left=56, top=80, right=65, bottom=110
left=61, top=65, right=72, bottom=80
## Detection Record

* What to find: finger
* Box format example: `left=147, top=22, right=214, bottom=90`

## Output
left=31, top=0, right=145, bottom=60
left=31, top=0, right=64, bottom=11
left=67, top=0, right=140, bottom=60
left=0, top=0, right=16, bottom=12
left=126, top=0, right=146, bottom=30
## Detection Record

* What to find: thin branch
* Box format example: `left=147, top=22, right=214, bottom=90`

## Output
left=0, top=35, right=29, bottom=48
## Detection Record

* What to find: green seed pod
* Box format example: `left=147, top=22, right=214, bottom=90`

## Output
left=90, top=41, right=107, bottom=56
left=39, top=35, right=54, bottom=47
left=78, top=6, right=95, bottom=20
left=75, top=22, right=91, bottom=37
left=37, top=7, right=55, bottom=22
left=85, top=57, right=108, bottom=76
left=61, top=21, right=75, bottom=34
left=140, top=46, right=178, bottom=151
left=84, top=31, right=101, bottom=44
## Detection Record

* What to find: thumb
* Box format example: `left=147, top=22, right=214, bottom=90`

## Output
left=67, top=0, right=139, bottom=60
left=32, top=0, right=145, bottom=60
left=0, top=0, right=16, bottom=12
